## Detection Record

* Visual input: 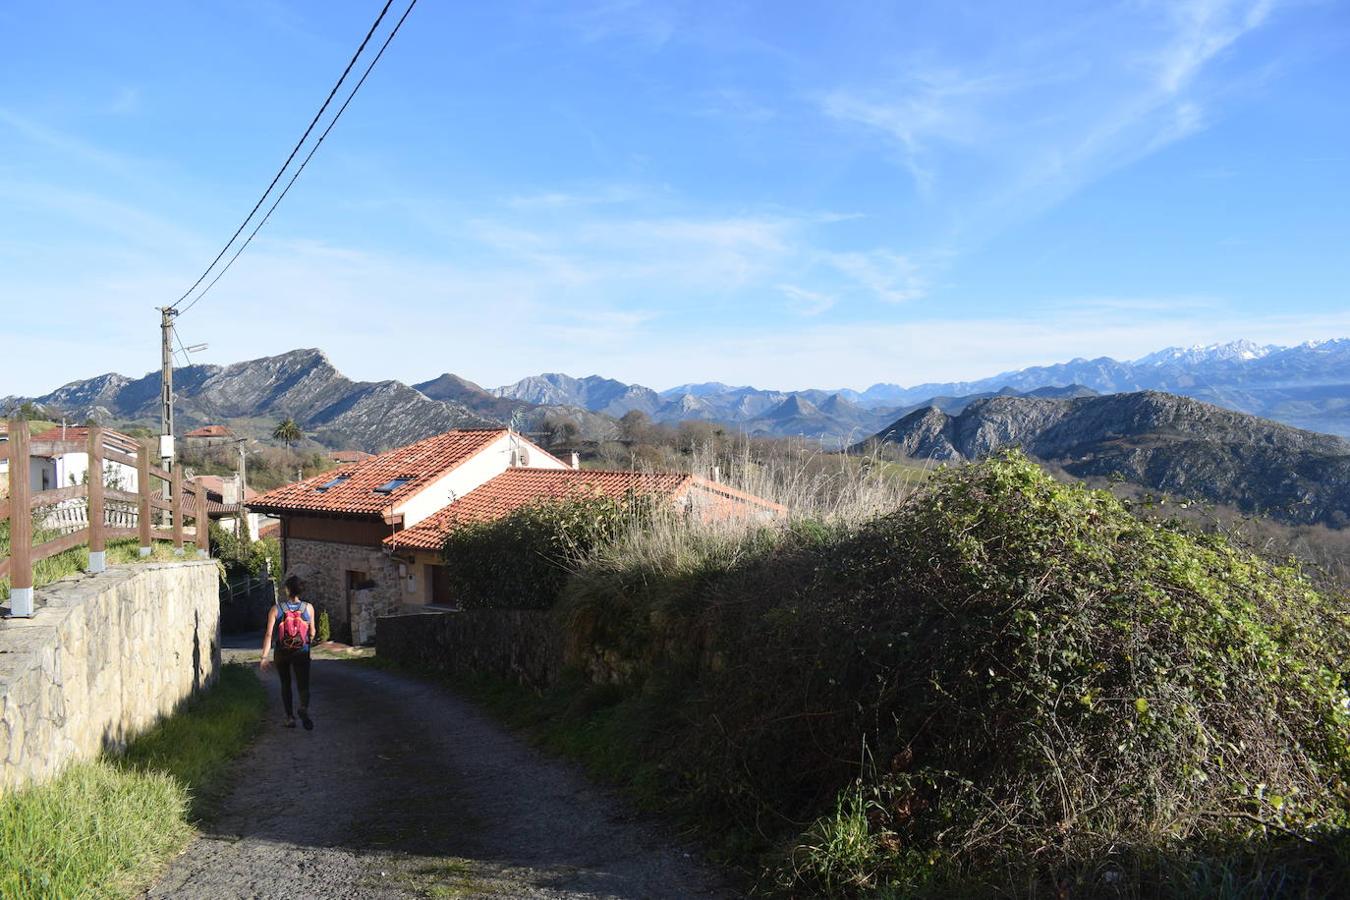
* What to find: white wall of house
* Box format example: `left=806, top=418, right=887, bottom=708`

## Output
left=218, top=511, right=267, bottom=542
left=33, top=452, right=139, bottom=493
left=391, top=433, right=567, bottom=528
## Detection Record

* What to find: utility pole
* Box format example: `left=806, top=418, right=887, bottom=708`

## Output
left=158, top=307, right=177, bottom=469
left=236, top=441, right=248, bottom=542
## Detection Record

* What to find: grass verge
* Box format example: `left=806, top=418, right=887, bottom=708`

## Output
left=1, top=535, right=188, bottom=602
left=0, top=663, right=267, bottom=899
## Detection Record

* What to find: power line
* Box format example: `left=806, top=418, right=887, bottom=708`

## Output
left=176, top=0, right=419, bottom=316
left=170, top=0, right=397, bottom=312
left=174, top=329, right=194, bottom=366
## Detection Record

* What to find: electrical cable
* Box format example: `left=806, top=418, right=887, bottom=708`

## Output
left=170, top=0, right=397, bottom=312
left=176, top=0, right=418, bottom=316
left=173, top=328, right=195, bottom=366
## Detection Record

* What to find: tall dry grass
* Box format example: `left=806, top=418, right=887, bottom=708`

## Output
left=587, top=438, right=933, bottom=582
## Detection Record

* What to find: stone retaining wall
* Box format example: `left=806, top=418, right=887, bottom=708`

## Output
left=376, top=609, right=562, bottom=689
left=0, top=560, right=220, bottom=793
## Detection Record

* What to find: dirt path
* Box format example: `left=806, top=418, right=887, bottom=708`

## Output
left=145, top=646, right=730, bottom=899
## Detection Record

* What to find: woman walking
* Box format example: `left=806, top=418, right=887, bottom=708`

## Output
left=261, top=575, right=316, bottom=730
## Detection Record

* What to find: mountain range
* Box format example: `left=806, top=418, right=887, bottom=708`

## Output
left=484, top=338, right=1350, bottom=439
left=6, top=349, right=492, bottom=450
left=4, top=338, right=1348, bottom=452
left=858, top=391, right=1350, bottom=528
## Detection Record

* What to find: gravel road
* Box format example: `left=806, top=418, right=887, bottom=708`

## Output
left=145, top=646, right=730, bottom=899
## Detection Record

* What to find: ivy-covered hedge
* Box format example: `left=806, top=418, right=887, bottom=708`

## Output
left=440, top=493, right=655, bottom=610
left=555, top=451, right=1350, bottom=896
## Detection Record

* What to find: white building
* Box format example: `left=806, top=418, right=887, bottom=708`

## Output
left=28, top=426, right=141, bottom=493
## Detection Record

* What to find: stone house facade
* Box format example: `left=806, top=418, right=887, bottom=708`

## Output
left=248, top=429, right=569, bottom=643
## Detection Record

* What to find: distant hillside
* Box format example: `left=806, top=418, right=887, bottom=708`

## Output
left=858, top=339, right=1350, bottom=437
left=491, top=373, right=662, bottom=417
left=858, top=391, right=1350, bottom=527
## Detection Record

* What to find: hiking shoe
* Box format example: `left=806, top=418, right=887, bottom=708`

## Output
left=299, top=708, right=314, bottom=731
left=284, top=717, right=297, bottom=728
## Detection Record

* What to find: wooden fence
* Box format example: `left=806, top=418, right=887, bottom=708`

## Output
left=1, top=419, right=210, bottom=617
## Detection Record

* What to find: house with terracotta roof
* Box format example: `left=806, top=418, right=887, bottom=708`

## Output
left=330, top=449, right=373, bottom=465
left=248, top=429, right=571, bottom=643
left=183, top=424, right=235, bottom=448
left=248, top=428, right=784, bottom=643
left=385, top=467, right=785, bottom=610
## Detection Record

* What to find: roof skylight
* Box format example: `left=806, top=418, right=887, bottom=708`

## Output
left=315, top=475, right=350, bottom=493
left=374, top=477, right=412, bottom=495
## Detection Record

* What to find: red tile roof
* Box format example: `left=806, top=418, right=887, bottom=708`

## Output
left=386, top=467, right=696, bottom=551
left=192, top=475, right=228, bottom=496
left=185, top=425, right=233, bottom=438
left=30, top=426, right=141, bottom=455
left=331, top=450, right=373, bottom=464
left=247, top=429, right=510, bottom=518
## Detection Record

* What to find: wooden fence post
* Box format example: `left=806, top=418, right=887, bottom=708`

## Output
left=7, top=419, right=33, bottom=616
left=87, top=426, right=106, bottom=573
left=194, top=486, right=210, bottom=557
left=171, top=464, right=184, bottom=554
left=137, top=444, right=152, bottom=556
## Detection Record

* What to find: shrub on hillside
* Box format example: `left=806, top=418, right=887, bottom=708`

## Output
left=560, top=451, right=1350, bottom=896
left=441, top=493, right=656, bottom=610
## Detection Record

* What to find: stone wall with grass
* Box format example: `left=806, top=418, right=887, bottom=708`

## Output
left=375, top=609, right=562, bottom=689
left=0, top=559, right=220, bottom=793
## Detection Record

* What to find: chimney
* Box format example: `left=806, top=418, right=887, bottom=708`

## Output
left=712, top=465, right=721, bottom=483
left=570, top=452, right=580, bottom=470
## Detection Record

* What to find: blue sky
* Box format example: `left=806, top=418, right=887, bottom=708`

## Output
left=2, top=0, right=1348, bottom=396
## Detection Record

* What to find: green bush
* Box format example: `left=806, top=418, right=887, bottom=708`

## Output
left=316, top=610, right=331, bottom=644
left=552, top=451, right=1350, bottom=896
left=209, top=523, right=280, bottom=580
left=441, top=493, right=655, bottom=610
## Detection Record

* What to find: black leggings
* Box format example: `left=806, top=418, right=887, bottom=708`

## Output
left=274, top=650, right=311, bottom=717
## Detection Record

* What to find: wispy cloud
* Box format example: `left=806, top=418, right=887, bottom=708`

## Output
left=564, top=0, right=677, bottom=48
left=103, top=87, right=142, bottom=116
left=819, top=0, right=1280, bottom=237
left=825, top=250, right=926, bottom=304
left=0, top=108, right=139, bottom=176
left=692, top=87, right=778, bottom=123
left=1150, top=0, right=1276, bottom=93
left=502, top=184, right=651, bottom=209
left=779, top=284, right=836, bottom=315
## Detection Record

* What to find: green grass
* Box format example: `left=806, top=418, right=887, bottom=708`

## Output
left=0, top=535, right=186, bottom=602
left=0, top=664, right=267, bottom=899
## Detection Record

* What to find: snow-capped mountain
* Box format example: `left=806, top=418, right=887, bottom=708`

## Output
left=1135, top=339, right=1279, bottom=367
